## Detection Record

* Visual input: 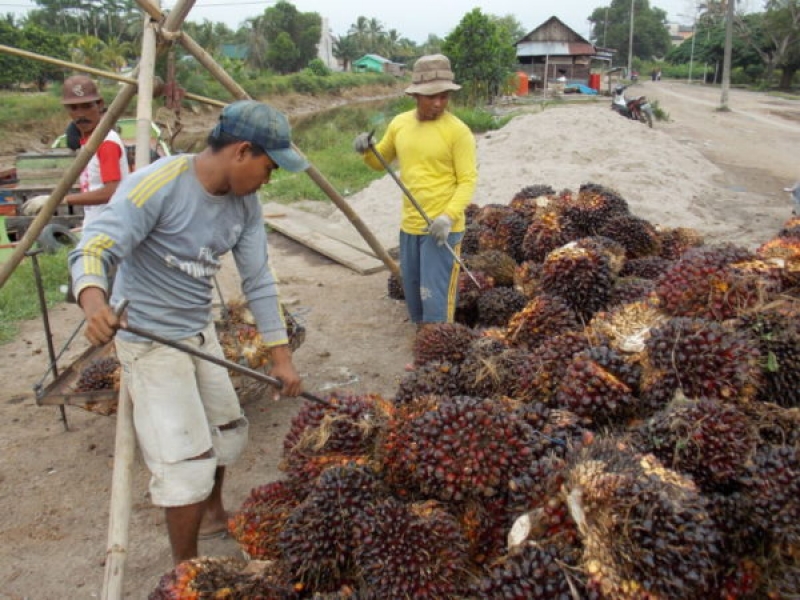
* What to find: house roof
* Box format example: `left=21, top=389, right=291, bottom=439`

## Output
left=354, top=54, right=391, bottom=64
left=516, top=16, right=597, bottom=58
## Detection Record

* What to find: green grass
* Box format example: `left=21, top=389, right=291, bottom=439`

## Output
left=0, top=248, right=71, bottom=344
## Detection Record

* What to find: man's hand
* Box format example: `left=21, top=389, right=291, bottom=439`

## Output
left=353, top=132, right=373, bottom=154
left=268, top=345, right=303, bottom=401
left=22, top=195, right=52, bottom=216
left=428, top=215, right=452, bottom=246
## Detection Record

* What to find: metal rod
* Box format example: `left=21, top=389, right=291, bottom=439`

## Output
left=120, top=323, right=333, bottom=408
left=366, top=141, right=481, bottom=287
left=26, top=248, right=69, bottom=430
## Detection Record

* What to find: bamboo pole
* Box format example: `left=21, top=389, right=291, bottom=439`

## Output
left=100, top=14, right=159, bottom=599
left=134, top=0, right=400, bottom=279
left=0, top=44, right=224, bottom=108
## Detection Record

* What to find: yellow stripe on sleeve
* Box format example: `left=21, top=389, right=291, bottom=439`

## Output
left=129, top=157, right=189, bottom=208
left=81, top=233, right=115, bottom=277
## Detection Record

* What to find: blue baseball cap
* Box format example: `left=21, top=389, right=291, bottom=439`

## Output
left=213, top=100, right=309, bottom=172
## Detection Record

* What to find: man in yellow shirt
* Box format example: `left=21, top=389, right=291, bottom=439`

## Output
left=354, top=54, right=477, bottom=327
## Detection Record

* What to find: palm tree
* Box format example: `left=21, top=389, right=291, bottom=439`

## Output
left=333, top=34, right=360, bottom=71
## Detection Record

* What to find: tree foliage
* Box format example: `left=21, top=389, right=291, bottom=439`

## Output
left=244, top=1, right=321, bottom=73
left=588, top=0, right=672, bottom=61
left=0, top=22, right=70, bottom=87
left=442, top=8, right=517, bottom=105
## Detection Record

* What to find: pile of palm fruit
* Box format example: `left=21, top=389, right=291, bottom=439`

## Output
left=151, top=183, right=800, bottom=599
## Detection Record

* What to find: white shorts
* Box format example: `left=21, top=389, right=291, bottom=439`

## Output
left=115, top=322, right=246, bottom=507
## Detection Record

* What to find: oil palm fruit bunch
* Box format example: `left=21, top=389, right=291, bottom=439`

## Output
left=574, top=235, right=627, bottom=274
left=654, top=243, right=766, bottom=320
left=278, top=464, right=384, bottom=593
left=453, top=495, right=511, bottom=565
left=149, top=557, right=298, bottom=599
left=565, top=437, right=722, bottom=599
left=512, top=260, right=542, bottom=298
left=466, top=249, right=517, bottom=287
left=639, top=396, right=756, bottom=492
left=476, top=286, right=528, bottom=327
left=74, top=356, right=121, bottom=392
left=412, top=322, right=479, bottom=367
left=352, top=498, right=470, bottom=598
left=644, top=317, right=761, bottom=402
left=395, top=360, right=461, bottom=404
left=560, top=182, right=630, bottom=237
left=606, top=276, right=656, bottom=309
left=598, top=214, right=661, bottom=259
left=540, top=243, right=614, bottom=321
left=554, top=346, right=642, bottom=427
left=509, top=183, right=556, bottom=219
left=737, top=308, right=800, bottom=407
left=458, top=346, right=530, bottom=399
left=228, top=480, right=301, bottom=560
left=620, top=256, right=674, bottom=280
left=386, top=271, right=404, bottom=300
left=481, top=211, right=528, bottom=261
left=506, top=294, right=580, bottom=350
left=381, top=394, right=534, bottom=502
left=656, top=225, right=704, bottom=260
left=520, top=209, right=570, bottom=263
left=455, top=267, right=495, bottom=327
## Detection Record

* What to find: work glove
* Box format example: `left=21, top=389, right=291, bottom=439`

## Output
left=22, top=194, right=52, bottom=216
left=428, top=215, right=452, bottom=246
left=353, top=131, right=373, bottom=154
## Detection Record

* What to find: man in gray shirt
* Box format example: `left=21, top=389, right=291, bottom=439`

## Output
left=69, top=100, right=308, bottom=564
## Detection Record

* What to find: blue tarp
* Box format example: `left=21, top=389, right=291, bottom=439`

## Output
left=566, top=83, right=598, bottom=95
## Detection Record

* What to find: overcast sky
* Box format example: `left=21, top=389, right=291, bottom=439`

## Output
left=3, top=0, right=757, bottom=43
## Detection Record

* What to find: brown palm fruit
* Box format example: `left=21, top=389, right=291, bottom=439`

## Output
left=353, top=498, right=470, bottom=598
left=474, top=203, right=514, bottom=228
left=637, top=368, right=681, bottom=413
left=739, top=400, right=800, bottom=448
left=513, top=330, right=595, bottom=403
left=228, top=480, right=301, bottom=560
left=466, top=249, right=517, bottom=287
left=515, top=404, right=593, bottom=461
left=464, top=202, right=481, bottom=223
left=474, top=538, right=587, bottom=600
left=520, top=209, right=570, bottom=263
left=453, top=495, right=510, bottom=565
left=460, top=220, right=483, bottom=255
left=381, top=394, right=535, bottom=502
left=598, top=214, right=661, bottom=259
left=540, top=243, right=614, bottom=321
left=149, top=557, right=299, bottom=599
left=476, top=286, right=528, bottom=327
left=278, top=464, right=383, bottom=593
left=554, top=346, right=642, bottom=426
left=394, top=360, right=462, bottom=404
left=654, top=243, right=769, bottom=320
left=510, top=183, right=556, bottom=208
left=737, top=309, right=800, bottom=407
left=413, top=322, right=480, bottom=367
left=506, top=294, right=580, bottom=351
left=386, top=271, right=404, bottom=300
left=565, top=437, right=722, bottom=599
left=455, top=268, right=495, bottom=327
left=559, top=182, right=630, bottom=237
left=588, top=299, right=667, bottom=355
left=607, top=276, right=657, bottom=310
left=574, top=235, right=627, bottom=274
left=740, top=444, right=800, bottom=547
left=620, top=255, right=674, bottom=279
left=74, top=356, right=121, bottom=392
left=756, top=235, right=800, bottom=262
left=459, top=347, right=531, bottom=399
left=644, top=317, right=761, bottom=402
left=656, top=225, right=705, bottom=260
left=484, top=211, right=528, bottom=261
left=639, top=396, right=756, bottom=491
left=512, top=260, right=542, bottom=298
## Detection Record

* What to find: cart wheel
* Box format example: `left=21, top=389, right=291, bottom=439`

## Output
left=38, top=223, right=79, bottom=253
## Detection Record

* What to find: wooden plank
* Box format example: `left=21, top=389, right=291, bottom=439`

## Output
left=263, top=202, right=379, bottom=257
left=263, top=204, right=386, bottom=275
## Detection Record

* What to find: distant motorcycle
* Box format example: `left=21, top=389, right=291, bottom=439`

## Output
left=611, top=85, right=653, bottom=128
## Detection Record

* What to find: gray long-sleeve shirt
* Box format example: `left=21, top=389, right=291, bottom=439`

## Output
left=69, top=154, right=289, bottom=346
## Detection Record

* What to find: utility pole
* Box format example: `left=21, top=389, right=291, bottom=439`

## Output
left=688, top=9, right=698, bottom=83
left=627, top=0, right=635, bottom=77
left=719, top=0, right=735, bottom=109
left=603, top=5, right=609, bottom=46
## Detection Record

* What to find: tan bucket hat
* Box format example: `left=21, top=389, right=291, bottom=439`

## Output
left=405, top=54, right=461, bottom=96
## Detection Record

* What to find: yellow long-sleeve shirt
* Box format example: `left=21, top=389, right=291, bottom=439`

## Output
left=363, top=109, right=477, bottom=235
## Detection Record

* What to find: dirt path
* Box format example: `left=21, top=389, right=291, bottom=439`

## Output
left=1, top=82, right=798, bottom=599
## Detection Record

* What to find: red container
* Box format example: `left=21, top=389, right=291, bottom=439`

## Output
left=588, top=73, right=601, bottom=91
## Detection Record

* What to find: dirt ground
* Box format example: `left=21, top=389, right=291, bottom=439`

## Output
left=1, top=81, right=799, bottom=599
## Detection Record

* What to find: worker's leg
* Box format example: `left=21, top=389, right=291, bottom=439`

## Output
left=419, top=232, right=463, bottom=323
left=399, top=232, right=424, bottom=324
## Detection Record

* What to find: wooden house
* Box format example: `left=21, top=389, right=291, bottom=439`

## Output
left=515, top=16, right=614, bottom=89
left=352, top=54, right=405, bottom=76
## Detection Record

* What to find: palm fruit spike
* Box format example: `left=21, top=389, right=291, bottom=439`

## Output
left=353, top=498, right=470, bottom=598
left=644, top=316, right=761, bottom=402
left=458, top=347, right=531, bottom=400
left=381, top=394, right=534, bottom=502
left=412, top=322, right=479, bottom=367
left=560, top=182, right=630, bottom=237
left=565, top=437, right=722, bottom=599
left=505, top=294, right=580, bottom=351
left=539, top=243, right=614, bottom=321
left=476, top=286, right=528, bottom=328
left=639, top=396, right=756, bottom=492
left=278, top=464, right=383, bottom=593
left=228, top=480, right=300, bottom=560
left=394, top=360, right=462, bottom=404
left=620, top=255, right=674, bottom=279
left=74, top=356, right=121, bottom=392
left=656, top=225, right=704, bottom=260
left=512, top=260, right=542, bottom=299
left=520, top=209, right=569, bottom=263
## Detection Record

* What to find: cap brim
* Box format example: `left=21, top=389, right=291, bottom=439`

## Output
left=405, top=82, right=461, bottom=95
left=267, top=146, right=309, bottom=173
